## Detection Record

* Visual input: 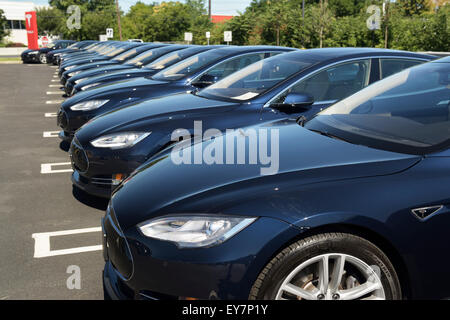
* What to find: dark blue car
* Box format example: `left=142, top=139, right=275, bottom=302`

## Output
left=70, top=45, right=221, bottom=96
left=59, top=46, right=295, bottom=142
left=63, top=44, right=189, bottom=96
left=47, top=40, right=97, bottom=65
left=70, top=48, right=433, bottom=198
left=102, top=56, right=450, bottom=300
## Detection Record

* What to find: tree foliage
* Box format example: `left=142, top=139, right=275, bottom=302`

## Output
left=0, top=9, right=9, bottom=42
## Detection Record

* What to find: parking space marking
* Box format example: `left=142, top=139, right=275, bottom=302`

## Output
left=32, top=227, right=102, bottom=258
left=52, top=75, right=58, bottom=78
left=46, top=100, right=63, bottom=105
left=51, top=79, right=59, bottom=82
left=43, top=131, right=60, bottom=138
left=41, top=162, right=73, bottom=174
left=46, top=91, right=62, bottom=95
left=48, top=85, right=62, bottom=88
left=44, top=112, right=57, bottom=117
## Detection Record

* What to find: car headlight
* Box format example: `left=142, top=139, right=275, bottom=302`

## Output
left=65, top=65, right=75, bottom=71
left=81, top=83, right=100, bottom=91
left=29, top=50, right=39, bottom=54
left=70, top=99, right=109, bottom=111
left=68, top=71, right=81, bottom=77
left=90, top=132, right=151, bottom=149
left=138, top=215, right=256, bottom=248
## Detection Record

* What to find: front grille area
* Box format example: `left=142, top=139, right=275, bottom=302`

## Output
left=57, top=110, right=68, bottom=129
left=104, top=206, right=134, bottom=280
left=70, top=138, right=89, bottom=173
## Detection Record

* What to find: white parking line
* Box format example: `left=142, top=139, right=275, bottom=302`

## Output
left=46, top=100, right=63, bottom=104
left=44, top=112, right=57, bottom=118
left=43, top=131, right=60, bottom=138
left=46, top=91, right=61, bottom=95
left=48, top=84, right=61, bottom=88
left=40, top=162, right=73, bottom=174
left=52, top=75, right=58, bottom=78
left=51, top=79, right=59, bottom=82
left=32, top=227, right=102, bottom=258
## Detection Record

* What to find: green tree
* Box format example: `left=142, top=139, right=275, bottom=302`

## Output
left=36, top=7, right=65, bottom=36
left=0, top=9, right=9, bottom=43
left=396, top=0, right=431, bottom=16
left=122, top=2, right=155, bottom=41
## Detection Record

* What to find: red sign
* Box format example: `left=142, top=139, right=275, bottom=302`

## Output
left=42, top=36, right=49, bottom=47
left=24, top=11, right=38, bottom=50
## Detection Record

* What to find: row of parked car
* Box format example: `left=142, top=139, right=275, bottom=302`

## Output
left=43, top=40, right=449, bottom=300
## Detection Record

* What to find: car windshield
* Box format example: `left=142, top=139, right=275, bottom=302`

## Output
left=145, top=48, right=204, bottom=70
left=197, top=53, right=315, bottom=101
left=105, top=47, right=127, bottom=57
left=112, top=48, right=138, bottom=61
left=305, top=61, right=450, bottom=154
left=127, top=49, right=156, bottom=66
left=152, top=50, right=225, bottom=81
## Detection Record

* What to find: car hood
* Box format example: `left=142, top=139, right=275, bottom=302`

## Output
left=73, top=67, right=147, bottom=87
left=111, top=119, right=422, bottom=229
left=76, top=93, right=236, bottom=142
left=62, top=77, right=171, bottom=107
left=63, top=56, right=108, bottom=68
left=69, top=64, right=130, bottom=82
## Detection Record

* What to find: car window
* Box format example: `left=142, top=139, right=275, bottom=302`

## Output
left=200, top=53, right=267, bottom=82
left=280, top=59, right=371, bottom=103
left=380, top=59, right=422, bottom=79
left=307, top=62, right=450, bottom=154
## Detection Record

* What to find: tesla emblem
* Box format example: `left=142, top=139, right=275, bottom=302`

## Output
left=411, top=205, right=444, bottom=220
left=25, top=14, right=32, bottom=28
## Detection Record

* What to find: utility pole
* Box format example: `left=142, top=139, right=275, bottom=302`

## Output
left=208, top=0, right=212, bottom=22
left=115, top=0, right=123, bottom=41
left=384, top=1, right=389, bottom=48
left=302, top=0, right=305, bottom=19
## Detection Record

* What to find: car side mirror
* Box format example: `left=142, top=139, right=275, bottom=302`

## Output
left=191, top=74, right=219, bottom=88
left=272, top=93, right=314, bottom=113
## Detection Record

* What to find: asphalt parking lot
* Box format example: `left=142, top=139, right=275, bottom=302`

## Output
left=0, top=63, right=105, bottom=299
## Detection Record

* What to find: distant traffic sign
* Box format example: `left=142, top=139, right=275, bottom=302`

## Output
left=224, top=31, right=232, bottom=43
left=184, top=32, right=193, bottom=43
left=106, top=28, right=114, bottom=38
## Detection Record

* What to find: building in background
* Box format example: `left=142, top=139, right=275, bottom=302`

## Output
left=211, top=15, right=234, bottom=24
left=0, top=1, right=49, bottom=45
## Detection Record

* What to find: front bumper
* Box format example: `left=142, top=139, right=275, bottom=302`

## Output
left=71, top=170, right=112, bottom=198
left=101, top=206, right=298, bottom=300
left=21, top=53, right=39, bottom=63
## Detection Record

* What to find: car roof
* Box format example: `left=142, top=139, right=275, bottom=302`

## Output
left=431, top=56, right=450, bottom=63
left=278, top=47, right=436, bottom=65
left=212, top=45, right=296, bottom=55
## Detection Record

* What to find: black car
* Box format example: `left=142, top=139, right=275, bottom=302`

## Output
left=47, top=40, right=97, bottom=65
left=64, top=44, right=191, bottom=96
left=58, top=46, right=295, bottom=142
left=21, top=40, right=75, bottom=64
left=70, top=48, right=434, bottom=198
left=58, top=42, right=139, bottom=79
left=102, top=57, right=450, bottom=300
left=70, top=45, right=221, bottom=96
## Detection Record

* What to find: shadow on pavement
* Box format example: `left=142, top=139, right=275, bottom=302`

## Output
left=72, top=185, right=109, bottom=211
left=59, top=141, right=70, bottom=152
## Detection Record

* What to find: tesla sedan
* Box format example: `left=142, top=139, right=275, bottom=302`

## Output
left=70, top=48, right=434, bottom=198
left=59, top=43, right=168, bottom=89
left=70, top=46, right=221, bottom=96
left=102, top=56, right=450, bottom=300
left=58, top=46, right=295, bottom=142
left=64, top=44, right=190, bottom=96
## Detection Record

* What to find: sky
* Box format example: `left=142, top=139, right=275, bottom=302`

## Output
left=13, top=0, right=253, bottom=15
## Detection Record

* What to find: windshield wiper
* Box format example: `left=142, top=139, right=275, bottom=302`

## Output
left=308, top=129, right=353, bottom=144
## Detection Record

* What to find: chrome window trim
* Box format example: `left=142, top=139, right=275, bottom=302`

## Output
left=187, top=51, right=287, bottom=85
left=263, top=55, right=430, bottom=109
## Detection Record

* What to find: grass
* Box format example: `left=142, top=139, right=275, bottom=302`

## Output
left=0, top=57, right=21, bottom=62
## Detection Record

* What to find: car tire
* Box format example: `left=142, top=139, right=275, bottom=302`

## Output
left=39, top=53, right=47, bottom=64
left=249, top=232, right=402, bottom=300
